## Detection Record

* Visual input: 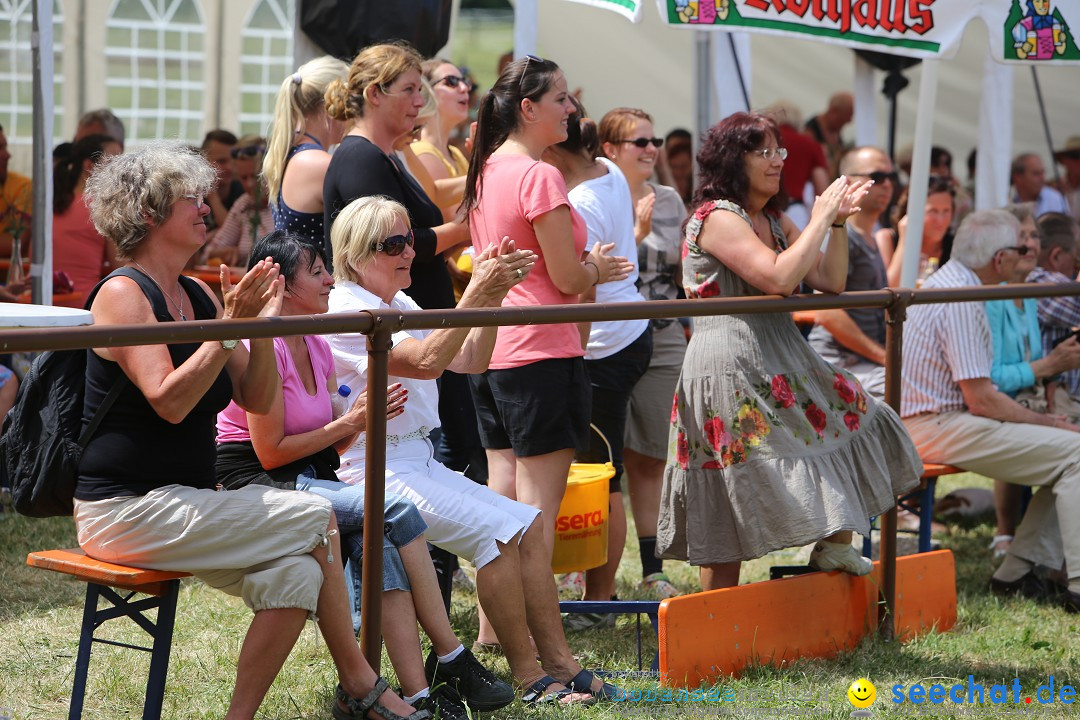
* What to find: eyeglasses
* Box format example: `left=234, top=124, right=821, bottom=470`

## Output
left=749, top=147, right=788, bottom=161
left=231, top=145, right=265, bottom=159
left=435, top=74, right=471, bottom=91
left=619, top=137, right=664, bottom=149
left=996, top=245, right=1034, bottom=257
left=181, top=194, right=205, bottom=210
left=853, top=170, right=899, bottom=184
left=375, top=231, right=415, bottom=256
left=518, top=54, right=543, bottom=90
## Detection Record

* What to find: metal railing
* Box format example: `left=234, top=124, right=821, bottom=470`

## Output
left=4, top=280, right=1079, bottom=668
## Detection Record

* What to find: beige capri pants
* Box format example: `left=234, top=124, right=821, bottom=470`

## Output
left=74, top=484, right=333, bottom=615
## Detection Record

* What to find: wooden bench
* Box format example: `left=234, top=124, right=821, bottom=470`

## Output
left=558, top=600, right=661, bottom=673
left=26, top=548, right=191, bottom=720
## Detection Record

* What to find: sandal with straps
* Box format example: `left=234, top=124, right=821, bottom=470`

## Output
left=565, top=668, right=622, bottom=701
left=332, top=677, right=432, bottom=720
left=521, top=675, right=597, bottom=706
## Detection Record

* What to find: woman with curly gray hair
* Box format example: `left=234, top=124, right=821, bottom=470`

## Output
left=76, top=143, right=424, bottom=720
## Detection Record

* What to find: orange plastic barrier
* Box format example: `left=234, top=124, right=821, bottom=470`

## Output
left=657, top=550, right=956, bottom=687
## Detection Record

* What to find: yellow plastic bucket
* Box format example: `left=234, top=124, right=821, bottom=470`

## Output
left=551, top=426, right=615, bottom=574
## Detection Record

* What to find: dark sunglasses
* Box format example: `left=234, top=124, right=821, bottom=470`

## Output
left=231, top=145, right=265, bottom=159
left=518, top=54, right=543, bottom=90
left=375, top=231, right=415, bottom=256
left=996, top=245, right=1034, bottom=257
left=1059, top=150, right=1080, bottom=161
left=860, top=170, right=898, bottom=184
left=436, top=74, right=471, bottom=90
left=619, top=137, right=664, bottom=149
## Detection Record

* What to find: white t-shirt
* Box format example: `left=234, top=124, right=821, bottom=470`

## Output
left=327, top=281, right=441, bottom=478
left=568, top=158, right=648, bottom=360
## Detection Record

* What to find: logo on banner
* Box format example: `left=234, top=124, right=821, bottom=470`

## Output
left=1004, top=0, right=1079, bottom=60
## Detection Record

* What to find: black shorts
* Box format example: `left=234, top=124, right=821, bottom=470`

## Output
left=469, top=357, right=591, bottom=457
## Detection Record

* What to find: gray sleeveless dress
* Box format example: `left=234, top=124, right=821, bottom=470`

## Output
left=657, top=199, right=922, bottom=565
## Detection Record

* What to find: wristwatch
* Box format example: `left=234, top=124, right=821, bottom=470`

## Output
left=220, top=339, right=240, bottom=351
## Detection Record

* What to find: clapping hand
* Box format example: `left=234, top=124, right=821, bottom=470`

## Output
left=468, top=236, right=537, bottom=301
left=221, top=257, right=284, bottom=320
left=587, top=242, right=633, bottom=285
left=634, top=192, right=656, bottom=243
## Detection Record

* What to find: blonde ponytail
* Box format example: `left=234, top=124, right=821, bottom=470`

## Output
left=263, top=56, right=348, bottom=208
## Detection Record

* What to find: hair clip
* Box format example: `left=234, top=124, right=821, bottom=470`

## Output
left=292, top=73, right=302, bottom=85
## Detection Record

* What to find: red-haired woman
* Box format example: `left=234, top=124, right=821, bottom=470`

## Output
left=659, top=112, right=921, bottom=591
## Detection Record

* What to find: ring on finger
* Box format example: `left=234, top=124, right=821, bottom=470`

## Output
left=516, top=268, right=523, bottom=279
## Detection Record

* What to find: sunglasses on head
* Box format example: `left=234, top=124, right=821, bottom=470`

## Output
left=375, top=231, right=415, bottom=256
left=436, top=74, right=471, bottom=90
left=619, top=137, right=664, bottom=149
left=996, top=245, right=1034, bottom=257
left=231, top=145, right=265, bottom=159
left=518, top=54, right=544, bottom=90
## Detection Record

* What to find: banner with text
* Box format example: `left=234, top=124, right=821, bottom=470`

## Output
left=657, top=0, right=1080, bottom=65
left=566, top=0, right=647, bottom=23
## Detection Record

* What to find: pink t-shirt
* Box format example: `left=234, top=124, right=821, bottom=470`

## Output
left=216, top=335, right=335, bottom=443
left=53, top=193, right=109, bottom=307
left=469, top=153, right=588, bottom=369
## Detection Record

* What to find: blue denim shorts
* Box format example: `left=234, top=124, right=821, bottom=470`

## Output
left=295, top=476, right=427, bottom=593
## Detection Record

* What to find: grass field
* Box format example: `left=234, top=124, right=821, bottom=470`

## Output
left=0, top=472, right=1077, bottom=719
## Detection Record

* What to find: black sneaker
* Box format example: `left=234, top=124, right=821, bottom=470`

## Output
left=425, top=647, right=514, bottom=712
left=411, top=686, right=469, bottom=720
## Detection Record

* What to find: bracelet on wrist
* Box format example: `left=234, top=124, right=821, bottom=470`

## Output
left=585, top=260, right=600, bottom=286
left=831, top=222, right=846, bottom=229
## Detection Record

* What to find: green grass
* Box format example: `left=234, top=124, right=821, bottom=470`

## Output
left=1, top=474, right=1078, bottom=719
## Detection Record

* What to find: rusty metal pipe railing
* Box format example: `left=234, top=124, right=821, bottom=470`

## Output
left=4, top=281, right=1080, bottom=667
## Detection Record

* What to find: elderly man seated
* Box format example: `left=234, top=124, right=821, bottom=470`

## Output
left=901, top=209, right=1080, bottom=612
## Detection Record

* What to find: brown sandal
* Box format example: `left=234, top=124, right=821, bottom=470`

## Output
left=332, top=677, right=432, bottom=720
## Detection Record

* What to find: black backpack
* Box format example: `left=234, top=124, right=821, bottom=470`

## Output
left=0, top=268, right=158, bottom=517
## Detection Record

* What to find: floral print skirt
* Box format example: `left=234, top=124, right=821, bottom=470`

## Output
left=657, top=312, right=922, bottom=566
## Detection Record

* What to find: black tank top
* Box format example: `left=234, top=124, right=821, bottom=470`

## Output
left=74, top=270, right=234, bottom=500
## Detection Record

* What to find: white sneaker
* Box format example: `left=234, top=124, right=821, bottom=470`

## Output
left=808, top=542, right=873, bottom=576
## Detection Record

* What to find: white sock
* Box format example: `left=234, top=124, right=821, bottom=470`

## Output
left=1068, top=579, right=1080, bottom=595
left=993, top=554, right=1033, bottom=583
left=402, top=688, right=429, bottom=705
left=438, top=643, right=465, bottom=663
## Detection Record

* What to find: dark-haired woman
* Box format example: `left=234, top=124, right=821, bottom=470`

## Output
left=543, top=97, right=651, bottom=613
left=52, top=133, right=122, bottom=306
left=659, top=112, right=921, bottom=591
left=877, top=175, right=955, bottom=287
left=461, top=56, right=631, bottom=572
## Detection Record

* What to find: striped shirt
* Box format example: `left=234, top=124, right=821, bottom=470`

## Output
left=901, top=260, right=993, bottom=417
left=1027, top=265, right=1080, bottom=398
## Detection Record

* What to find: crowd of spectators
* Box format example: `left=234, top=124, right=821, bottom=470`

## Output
left=3, top=40, right=1080, bottom=718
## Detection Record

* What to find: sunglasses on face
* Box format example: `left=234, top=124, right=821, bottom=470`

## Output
left=1060, top=151, right=1080, bottom=161
left=375, top=231, right=415, bottom=256
left=619, top=137, right=664, bottom=149
left=856, top=170, right=899, bottom=184
left=518, top=54, right=543, bottom=90
left=750, top=147, right=788, bottom=161
left=996, top=245, right=1034, bottom=257
left=231, top=145, right=265, bottom=159
left=182, top=193, right=205, bottom=210
left=436, top=74, right=471, bottom=91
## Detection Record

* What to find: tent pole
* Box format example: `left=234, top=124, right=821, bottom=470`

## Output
left=513, top=0, right=539, bottom=58
left=1030, top=67, right=1060, bottom=185
left=695, top=30, right=711, bottom=143
left=31, top=0, right=54, bottom=305
left=899, top=59, right=940, bottom=289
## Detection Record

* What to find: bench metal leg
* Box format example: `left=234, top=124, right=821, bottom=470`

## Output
left=66, top=579, right=181, bottom=720
left=68, top=583, right=100, bottom=720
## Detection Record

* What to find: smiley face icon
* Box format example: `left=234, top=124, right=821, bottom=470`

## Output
left=848, top=678, right=877, bottom=708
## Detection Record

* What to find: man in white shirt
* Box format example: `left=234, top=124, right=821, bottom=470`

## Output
left=1011, top=153, right=1069, bottom=217
left=901, top=209, right=1080, bottom=612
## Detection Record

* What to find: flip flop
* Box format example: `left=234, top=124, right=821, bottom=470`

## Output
left=565, top=668, right=622, bottom=701
left=520, top=675, right=596, bottom=706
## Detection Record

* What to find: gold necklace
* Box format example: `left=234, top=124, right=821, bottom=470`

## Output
left=132, top=261, right=187, bottom=321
